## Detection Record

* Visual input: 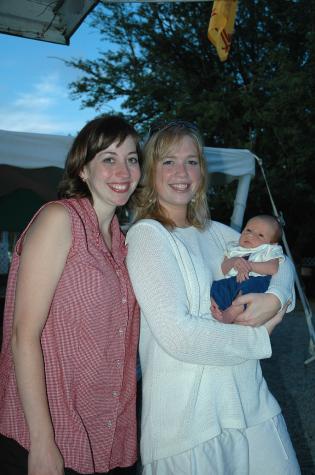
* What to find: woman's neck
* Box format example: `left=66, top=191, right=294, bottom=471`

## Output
left=174, top=219, right=190, bottom=228
left=94, top=204, right=116, bottom=251
left=164, top=205, right=188, bottom=228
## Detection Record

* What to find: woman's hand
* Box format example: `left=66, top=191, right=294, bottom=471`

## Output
left=232, top=293, right=282, bottom=327
left=264, top=303, right=289, bottom=335
left=28, top=438, right=64, bottom=475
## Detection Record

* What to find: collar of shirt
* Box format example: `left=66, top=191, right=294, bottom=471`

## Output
left=79, top=198, right=127, bottom=265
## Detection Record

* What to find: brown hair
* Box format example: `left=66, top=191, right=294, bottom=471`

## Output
left=58, top=115, right=141, bottom=199
left=253, top=215, right=283, bottom=243
left=131, top=122, right=210, bottom=229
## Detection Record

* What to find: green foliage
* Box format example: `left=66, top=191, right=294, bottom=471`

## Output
left=67, top=0, right=315, bottom=261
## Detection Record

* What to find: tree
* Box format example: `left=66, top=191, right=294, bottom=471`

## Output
left=67, top=0, right=315, bottom=262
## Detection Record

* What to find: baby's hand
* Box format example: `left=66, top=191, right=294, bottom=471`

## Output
left=232, top=257, right=251, bottom=282
left=236, top=271, right=249, bottom=283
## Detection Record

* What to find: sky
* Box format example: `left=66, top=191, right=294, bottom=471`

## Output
left=0, top=14, right=116, bottom=137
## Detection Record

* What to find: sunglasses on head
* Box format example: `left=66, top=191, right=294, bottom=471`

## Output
left=148, top=119, right=199, bottom=138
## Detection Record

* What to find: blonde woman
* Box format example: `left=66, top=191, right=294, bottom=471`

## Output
left=126, top=121, right=300, bottom=475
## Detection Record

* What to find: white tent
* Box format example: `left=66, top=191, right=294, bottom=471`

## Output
left=0, top=129, right=73, bottom=169
left=0, top=0, right=209, bottom=46
left=0, top=130, right=73, bottom=234
left=1, top=129, right=315, bottom=363
left=0, top=128, right=256, bottom=273
left=0, top=128, right=255, bottom=271
left=0, top=128, right=255, bottom=231
left=204, top=147, right=255, bottom=231
left=0, top=0, right=99, bottom=45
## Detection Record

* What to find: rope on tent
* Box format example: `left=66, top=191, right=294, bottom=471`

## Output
left=254, top=154, right=315, bottom=365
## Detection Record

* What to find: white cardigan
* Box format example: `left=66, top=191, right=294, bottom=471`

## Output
left=126, top=219, right=295, bottom=465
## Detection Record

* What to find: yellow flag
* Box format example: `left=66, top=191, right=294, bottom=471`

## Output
left=208, top=0, right=238, bottom=62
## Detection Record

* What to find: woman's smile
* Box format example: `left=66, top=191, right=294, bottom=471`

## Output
left=169, top=183, right=191, bottom=191
left=108, top=182, right=133, bottom=193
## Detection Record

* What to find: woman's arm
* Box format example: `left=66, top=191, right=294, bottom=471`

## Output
left=214, top=222, right=295, bottom=326
left=232, top=257, right=295, bottom=327
left=126, top=221, right=272, bottom=367
left=12, top=203, right=71, bottom=475
left=266, top=256, right=295, bottom=310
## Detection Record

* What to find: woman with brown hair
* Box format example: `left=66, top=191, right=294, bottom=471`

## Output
left=0, top=115, right=141, bottom=475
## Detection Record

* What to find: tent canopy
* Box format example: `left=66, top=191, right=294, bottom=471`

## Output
left=0, top=0, right=100, bottom=45
left=0, top=0, right=211, bottom=46
left=0, top=128, right=255, bottom=231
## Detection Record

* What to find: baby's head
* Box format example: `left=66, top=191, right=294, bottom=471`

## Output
left=239, top=215, right=282, bottom=249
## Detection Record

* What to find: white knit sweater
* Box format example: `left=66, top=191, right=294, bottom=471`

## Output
left=126, top=219, right=295, bottom=465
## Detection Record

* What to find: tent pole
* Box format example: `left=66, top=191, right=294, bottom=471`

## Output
left=281, top=231, right=315, bottom=365
left=230, top=174, right=252, bottom=231
left=254, top=155, right=315, bottom=365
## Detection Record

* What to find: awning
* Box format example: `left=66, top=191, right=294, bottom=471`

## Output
left=0, top=0, right=100, bottom=45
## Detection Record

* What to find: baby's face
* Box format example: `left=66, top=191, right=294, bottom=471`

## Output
left=239, top=218, right=275, bottom=248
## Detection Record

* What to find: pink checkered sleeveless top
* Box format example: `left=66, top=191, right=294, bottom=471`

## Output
left=0, top=198, right=139, bottom=473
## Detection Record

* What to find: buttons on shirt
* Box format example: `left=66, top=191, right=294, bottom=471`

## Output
left=118, top=328, right=124, bottom=335
left=121, top=297, right=127, bottom=304
left=116, top=359, right=122, bottom=367
left=106, top=420, right=112, bottom=428
left=112, top=391, right=119, bottom=397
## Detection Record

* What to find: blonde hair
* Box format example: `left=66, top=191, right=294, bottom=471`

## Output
left=132, top=122, right=210, bottom=229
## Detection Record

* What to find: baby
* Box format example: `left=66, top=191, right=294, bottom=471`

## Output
left=211, top=215, right=285, bottom=323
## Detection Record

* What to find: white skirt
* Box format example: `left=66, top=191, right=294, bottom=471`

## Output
left=142, top=414, right=300, bottom=475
